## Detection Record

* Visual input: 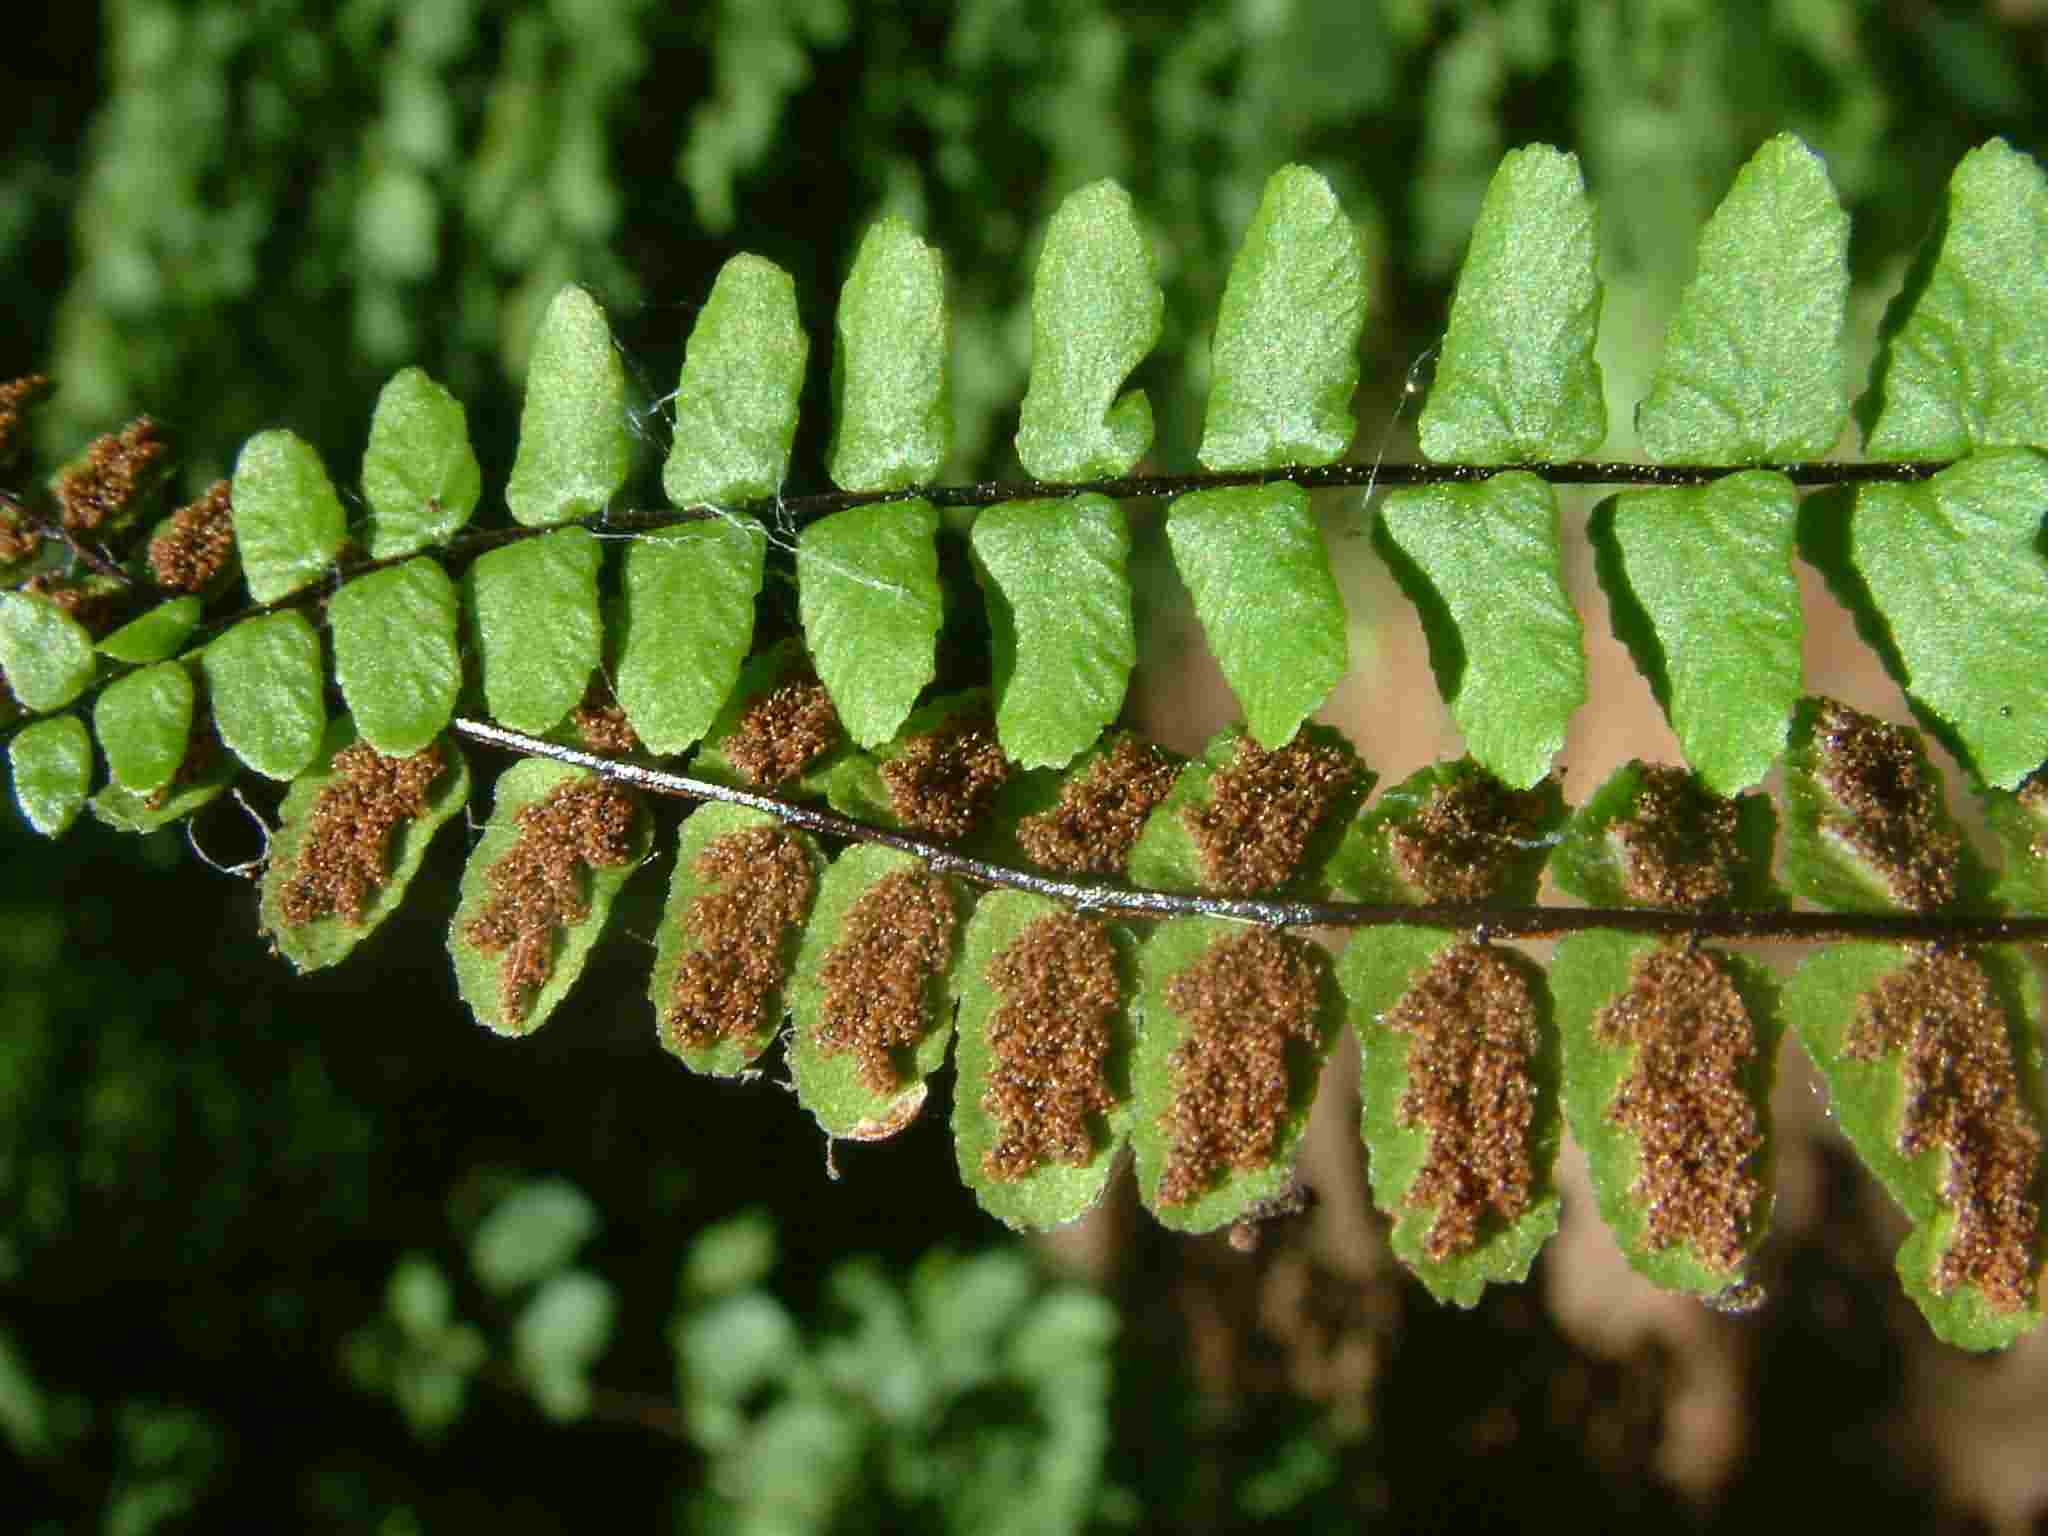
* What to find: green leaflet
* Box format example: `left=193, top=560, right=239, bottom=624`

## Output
left=93, top=661, right=193, bottom=793
left=1338, top=926, right=1561, bottom=1306
left=798, top=500, right=942, bottom=748
left=9, top=715, right=92, bottom=836
left=1164, top=483, right=1348, bottom=749
left=822, top=690, right=1000, bottom=836
left=1547, top=760, right=1783, bottom=912
left=828, top=217, right=950, bottom=492
left=1803, top=451, right=2048, bottom=789
left=692, top=638, right=848, bottom=798
left=1125, top=722, right=1371, bottom=898
left=1131, top=917, right=1339, bottom=1234
left=98, top=596, right=201, bottom=664
left=1014, top=180, right=1162, bottom=481
left=1787, top=943, right=2047, bottom=1350
left=665, top=253, right=807, bottom=508
left=1374, top=472, right=1584, bottom=788
left=1591, top=473, right=1803, bottom=793
left=615, top=518, right=766, bottom=755
left=1197, top=164, right=1366, bottom=472
left=328, top=557, right=461, bottom=757
left=1552, top=932, right=1781, bottom=1298
left=1780, top=697, right=1993, bottom=914
left=504, top=285, right=631, bottom=527
left=200, top=610, right=327, bottom=780
left=1635, top=134, right=1850, bottom=462
left=230, top=429, right=348, bottom=603
left=90, top=747, right=235, bottom=832
left=448, top=757, right=651, bottom=1038
left=970, top=494, right=1134, bottom=769
left=1862, top=139, right=2048, bottom=459
left=362, top=367, right=481, bottom=558
left=951, top=891, right=1137, bottom=1231
left=259, top=718, right=472, bottom=973
left=1323, top=757, right=1566, bottom=906
left=0, top=590, right=95, bottom=712
left=649, top=801, right=824, bottom=1077
left=970, top=729, right=1185, bottom=878
left=1418, top=145, right=1604, bottom=463
left=1982, top=779, right=2048, bottom=912
left=467, top=529, right=603, bottom=737
left=788, top=844, right=964, bottom=1141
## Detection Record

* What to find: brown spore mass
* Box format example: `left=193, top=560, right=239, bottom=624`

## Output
left=1811, top=699, right=1959, bottom=911
left=1016, top=734, right=1179, bottom=875
left=572, top=676, right=641, bottom=755
left=0, top=502, right=41, bottom=567
left=1390, top=770, right=1551, bottom=903
left=56, top=418, right=165, bottom=534
left=980, top=912, right=1122, bottom=1180
left=0, top=374, right=52, bottom=467
left=724, top=669, right=841, bottom=788
left=149, top=481, right=236, bottom=593
left=879, top=714, right=1010, bottom=839
left=1594, top=946, right=1762, bottom=1272
left=462, top=778, right=640, bottom=1026
left=1157, top=930, right=1321, bottom=1208
left=23, top=573, right=125, bottom=633
left=1846, top=948, right=2042, bottom=1312
left=665, top=825, right=816, bottom=1054
left=1612, top=766, right=1743, bottom=909
left=1386, top=942, right=1539, bottom=1259
left=1184, top=734, right=1359, bottom=895
left=276, top=742, right=448, bottom=927
left=814, top=866, right=957, bottom=1094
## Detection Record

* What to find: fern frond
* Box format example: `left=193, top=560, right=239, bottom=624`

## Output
left=10, top=134, right=2048, bottom=1346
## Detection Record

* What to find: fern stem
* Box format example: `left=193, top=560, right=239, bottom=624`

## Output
left=573, top=456, right=1952, bottom=539
left=450, top=718, right=2048, bottom=946
left=0, top=453, right=1963, bottom=754
left=790, top=456, right=1951, bottom=517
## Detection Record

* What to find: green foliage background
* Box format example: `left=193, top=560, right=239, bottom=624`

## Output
left=7, top=0, right=2048, bottom=1528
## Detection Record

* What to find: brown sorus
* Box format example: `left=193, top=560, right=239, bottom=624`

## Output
left=56, top=418, right=166, bottom=535
left=1811, top=698, right=1960, bottom=911
left=665, top=825, right=816, bottom=1054
left=276, top=742, right=448, bottom=927
left=463, top=778, right=640, bottom=1026
left=1391, top=768, right=1552, bottom=903
left=1185, top=733, right=1358, bottom=895
left=980, top=912, right=1122, bottom=1180
left=1595, top=945, right=1762, bottom=1272
left=0, top=500, right=40, bottom=567
left=814, top=865, right=957, bottom=1094
left=149, top=481, right=235, bottom=593
left=0, top=374, right=52, bottom=467
left=24, top=572, right=125, bottom=633
left=879, top=713, right=1009, bottom=839
left=1847, top=947, right=2042, bottom=1312
left=572, top=675, right=641, bottom=755
left=724, top=668, right=841, bottom=788
left=1387, top=942, right=1539, bottom=1259
left=1612, top=765, right=1743, bottom=909
left=1016, top=733, right=1179, bottom=875
left=1157, top=929, right=1321, bottom=1207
